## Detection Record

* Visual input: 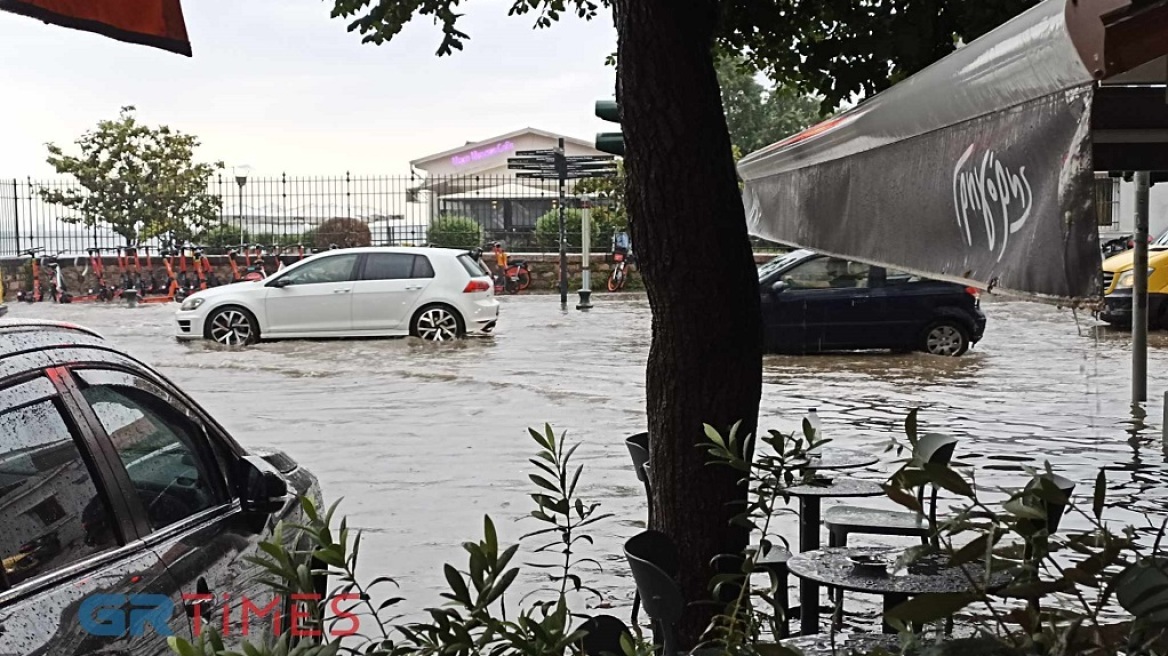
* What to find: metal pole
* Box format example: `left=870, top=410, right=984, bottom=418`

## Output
left=557, top=137, right=568, bottom=307
left=577, top=194, right=593, bottom=310
left=237, top=181, right=246, bottom=245
left=12, top=179, right=20, bottom=255
left=1133, top=171, right=1150, bottom=404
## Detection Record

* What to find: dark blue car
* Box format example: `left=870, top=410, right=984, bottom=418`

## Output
left=759, top=250, right=987, bottom=356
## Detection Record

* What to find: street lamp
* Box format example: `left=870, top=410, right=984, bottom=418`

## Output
left=234, top=165, right=252, bottom=245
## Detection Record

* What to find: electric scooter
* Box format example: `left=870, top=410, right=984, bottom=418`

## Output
left=16, top=247, right=44, bottom=302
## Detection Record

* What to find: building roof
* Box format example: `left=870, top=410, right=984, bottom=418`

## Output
left=410, top=127, right=599, bottom=169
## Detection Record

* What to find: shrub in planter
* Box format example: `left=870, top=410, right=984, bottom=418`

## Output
left=534, top=208, right=598, bottom=251
left=428, top=215, right=483, bottom=250
left=313, top=217, right=371, bottom=249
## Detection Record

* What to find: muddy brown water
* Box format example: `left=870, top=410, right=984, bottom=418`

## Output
left=7, top=294, right=1168, bottom=630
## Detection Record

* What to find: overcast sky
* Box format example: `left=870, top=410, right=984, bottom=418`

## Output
left=0, top=0, right=617, bottom=178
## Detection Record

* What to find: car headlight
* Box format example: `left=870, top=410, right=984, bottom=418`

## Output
left=180, top=297, right=205, bottom=311
left=1116, top=268, right=1155, bottom=289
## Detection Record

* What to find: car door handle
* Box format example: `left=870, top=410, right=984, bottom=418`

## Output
left=333, top=289, right=352, bottom=294
left=405, top=285, right=423, bottom=291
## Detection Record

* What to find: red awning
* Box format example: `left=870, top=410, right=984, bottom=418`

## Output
left=0, top=0, right=191, bottom=56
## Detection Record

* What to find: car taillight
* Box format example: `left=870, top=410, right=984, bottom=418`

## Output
left=965, top=286, right=980, bottom=298
left=463, top=279, right=491, bottom=293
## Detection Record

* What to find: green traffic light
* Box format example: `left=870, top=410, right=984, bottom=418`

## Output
left=595, top=99, right=620, bottom=123
left=596, top=132, right=624, bottom=156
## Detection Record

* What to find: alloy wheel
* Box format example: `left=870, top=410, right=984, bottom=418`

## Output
left=925, top=324, right=964, bottom=356
left=416, top=307, right=460, bottom=341
left=209, top=310, right=253, bottom=346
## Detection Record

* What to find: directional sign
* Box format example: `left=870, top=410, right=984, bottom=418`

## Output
left=515, top=149, right=557, bottom=156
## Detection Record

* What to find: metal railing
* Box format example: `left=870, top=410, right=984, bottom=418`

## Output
left=0, top=174, right=790, bottom=256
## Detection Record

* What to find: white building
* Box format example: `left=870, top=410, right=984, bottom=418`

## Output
left=1098, top=175, right=1168, bottom=239
left=409, top=128, right=611, bottom=234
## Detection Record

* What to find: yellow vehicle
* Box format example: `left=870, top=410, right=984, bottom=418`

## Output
left=0, top=274, right=6, bottom=317
left=1100, top=229, right=1168, bottom=328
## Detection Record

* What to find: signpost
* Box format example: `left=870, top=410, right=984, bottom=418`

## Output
left=508, top=139, right=616, bottom=307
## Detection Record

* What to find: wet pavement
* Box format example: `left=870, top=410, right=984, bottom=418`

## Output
left=7, top=294, right=1168, bottom=628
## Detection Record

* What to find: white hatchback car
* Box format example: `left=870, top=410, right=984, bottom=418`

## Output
left=175, top=247, right=499, bottom=345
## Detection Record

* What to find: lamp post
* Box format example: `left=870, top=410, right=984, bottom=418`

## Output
left=234, top=166, right=251, bottom=245
left=577, top=194, right=594, bottom=310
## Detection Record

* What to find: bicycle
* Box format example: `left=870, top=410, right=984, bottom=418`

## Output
left=608, top=233, right=634, bottom=292
left=43, top=251, right=72, bottom=303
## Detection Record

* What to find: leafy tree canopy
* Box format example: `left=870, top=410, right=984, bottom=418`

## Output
left=42, top=106, right=223, bottom=246
left=330, top=0, right=1041, bottom=112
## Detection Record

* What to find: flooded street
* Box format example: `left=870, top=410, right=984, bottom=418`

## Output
left=8, top=294, right=1168, bottom=624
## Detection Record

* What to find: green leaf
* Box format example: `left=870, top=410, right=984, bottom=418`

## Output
left=905, top=407, right=919, bottom=445
left=444, top=564, right=471, bottom=605
left=883, top=484, right=923, bottom=514
left=704, top=423, right=726, bottom=448
left=949, top=533, right=992, bottom=567
left=484, top=515, right=498, bottom=560
left=922, top=463, right=974, bottom=497
left=884, top=592, right=980, bottom=624
left=1093, top=469, right=1107, bottom=520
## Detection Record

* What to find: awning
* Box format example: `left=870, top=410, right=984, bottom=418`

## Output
left=0, top=0, right=191, bottom=56
left=739, top=0, right=1168, bottom=301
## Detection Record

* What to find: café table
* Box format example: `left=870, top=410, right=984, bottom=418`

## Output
left=787, top=546, right=1015, bottom=634
left=792, top=448, right=878, bottom=472
left=785, top=476, right=884, bottom=635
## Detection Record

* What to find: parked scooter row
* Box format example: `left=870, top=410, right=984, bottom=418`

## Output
left=14, top=243, right=311, bottom=306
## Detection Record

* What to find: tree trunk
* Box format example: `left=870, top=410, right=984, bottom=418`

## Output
left=615, top=0, right=763, bottom=647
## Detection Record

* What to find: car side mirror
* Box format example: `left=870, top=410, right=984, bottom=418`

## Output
left=770, top=280, right=789, bottom=295
left=237, top=455, right=288, bottom=514
left=269, top=277, right=292, bottom=288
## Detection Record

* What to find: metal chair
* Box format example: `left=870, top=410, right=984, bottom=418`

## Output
left=623, top=432, right=790, bottom=638
left=578, top=614, right=633, bottom=656
left=625, top=530, right=684, bottom=656
left=823, top=433, right=960, bottom=547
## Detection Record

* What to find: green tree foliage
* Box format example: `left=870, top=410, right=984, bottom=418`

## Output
left=428, top=215, right=483, bottom=249
left=534, top=208, right=594, bottom=250
left=716, top=55, right=823, bottom=154
left=42, top=106, right=223, bottom=246
left=313, top=217, right=372, bottom=249
left=720, top=0, right=1042, bottom=111
left=573, top=164, right=627, bottom=245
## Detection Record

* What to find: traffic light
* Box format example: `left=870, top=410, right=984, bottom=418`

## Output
left=595, top=99, right=624, bottom=156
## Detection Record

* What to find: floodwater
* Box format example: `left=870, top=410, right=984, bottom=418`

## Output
left=7, top=294, right=1168, bottom=631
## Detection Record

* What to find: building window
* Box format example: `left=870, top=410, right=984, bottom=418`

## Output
left=1096, top=176, right=1121, bottom=228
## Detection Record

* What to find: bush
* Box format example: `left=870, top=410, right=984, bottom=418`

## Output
left=313, top=217, right=371, bottom=250
left=428, top=215, right=483, bottom=250
left=534, top=208, right=598, bottom=251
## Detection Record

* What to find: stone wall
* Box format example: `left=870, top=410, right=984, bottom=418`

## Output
left=0, top=252, right=779, bottom=299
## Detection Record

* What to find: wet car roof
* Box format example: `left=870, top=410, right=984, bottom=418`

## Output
left=0, top=321, right=108, bottom=360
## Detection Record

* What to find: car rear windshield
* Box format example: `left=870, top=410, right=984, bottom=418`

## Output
left=458, top=254, right=490, bottom=277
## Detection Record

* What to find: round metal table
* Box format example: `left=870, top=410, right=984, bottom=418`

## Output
left=793, top=448, right=879, bottom=471
left=784, top=478, right=884, bottom=635
left=787, top=546, right=1015, bottom=633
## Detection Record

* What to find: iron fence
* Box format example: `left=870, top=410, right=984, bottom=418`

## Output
left=0, top=173, right=787, bottom=257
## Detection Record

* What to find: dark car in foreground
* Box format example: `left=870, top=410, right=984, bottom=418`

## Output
left=759, top=250, right=987, bottom=356
left=0, top=321, right=322, bottom=655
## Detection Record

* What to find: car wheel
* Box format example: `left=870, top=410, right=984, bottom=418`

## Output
left=204, top=306, right=259, bottom=346
left=921, top=320, right=970, bottom=356
left=411, top=304, right=464, bottom=341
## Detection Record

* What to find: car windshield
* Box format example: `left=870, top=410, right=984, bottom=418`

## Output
left=757, top=250, right=812, bottom=281
left=1154, top=229, right=1168, bottom=247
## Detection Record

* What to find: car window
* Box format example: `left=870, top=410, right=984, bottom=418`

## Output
left=412, top=255, right=435, bottom=279
left=885, top=268, right=923, bottom=285
left=362, top=253, right=415, bottom=281
left=758, top=250, right=812, bottom=281
left=279, top=254, right=358, bottom=286
left=0, top=379, right=118, bottom=590
left=458, top=254, right=489, bottom=277
left=80, top=384, right=219, bottom=531
left=780, top=257, right=870, bottom=290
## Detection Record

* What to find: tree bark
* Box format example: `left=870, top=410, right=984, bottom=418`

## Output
left=615, top=0, right=763, bottom=647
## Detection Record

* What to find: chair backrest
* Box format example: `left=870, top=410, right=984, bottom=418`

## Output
left=1024, top=472, right=1076, bottom=534
left=1116, top=558, right=1168, bottom=625
left=578, top=614, right=632, bottom=656
left=624, top=530, right=683, bottom=617
left=625, top=432, right=650, bottom=483
left=915, top=433, right=958, bottom=467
